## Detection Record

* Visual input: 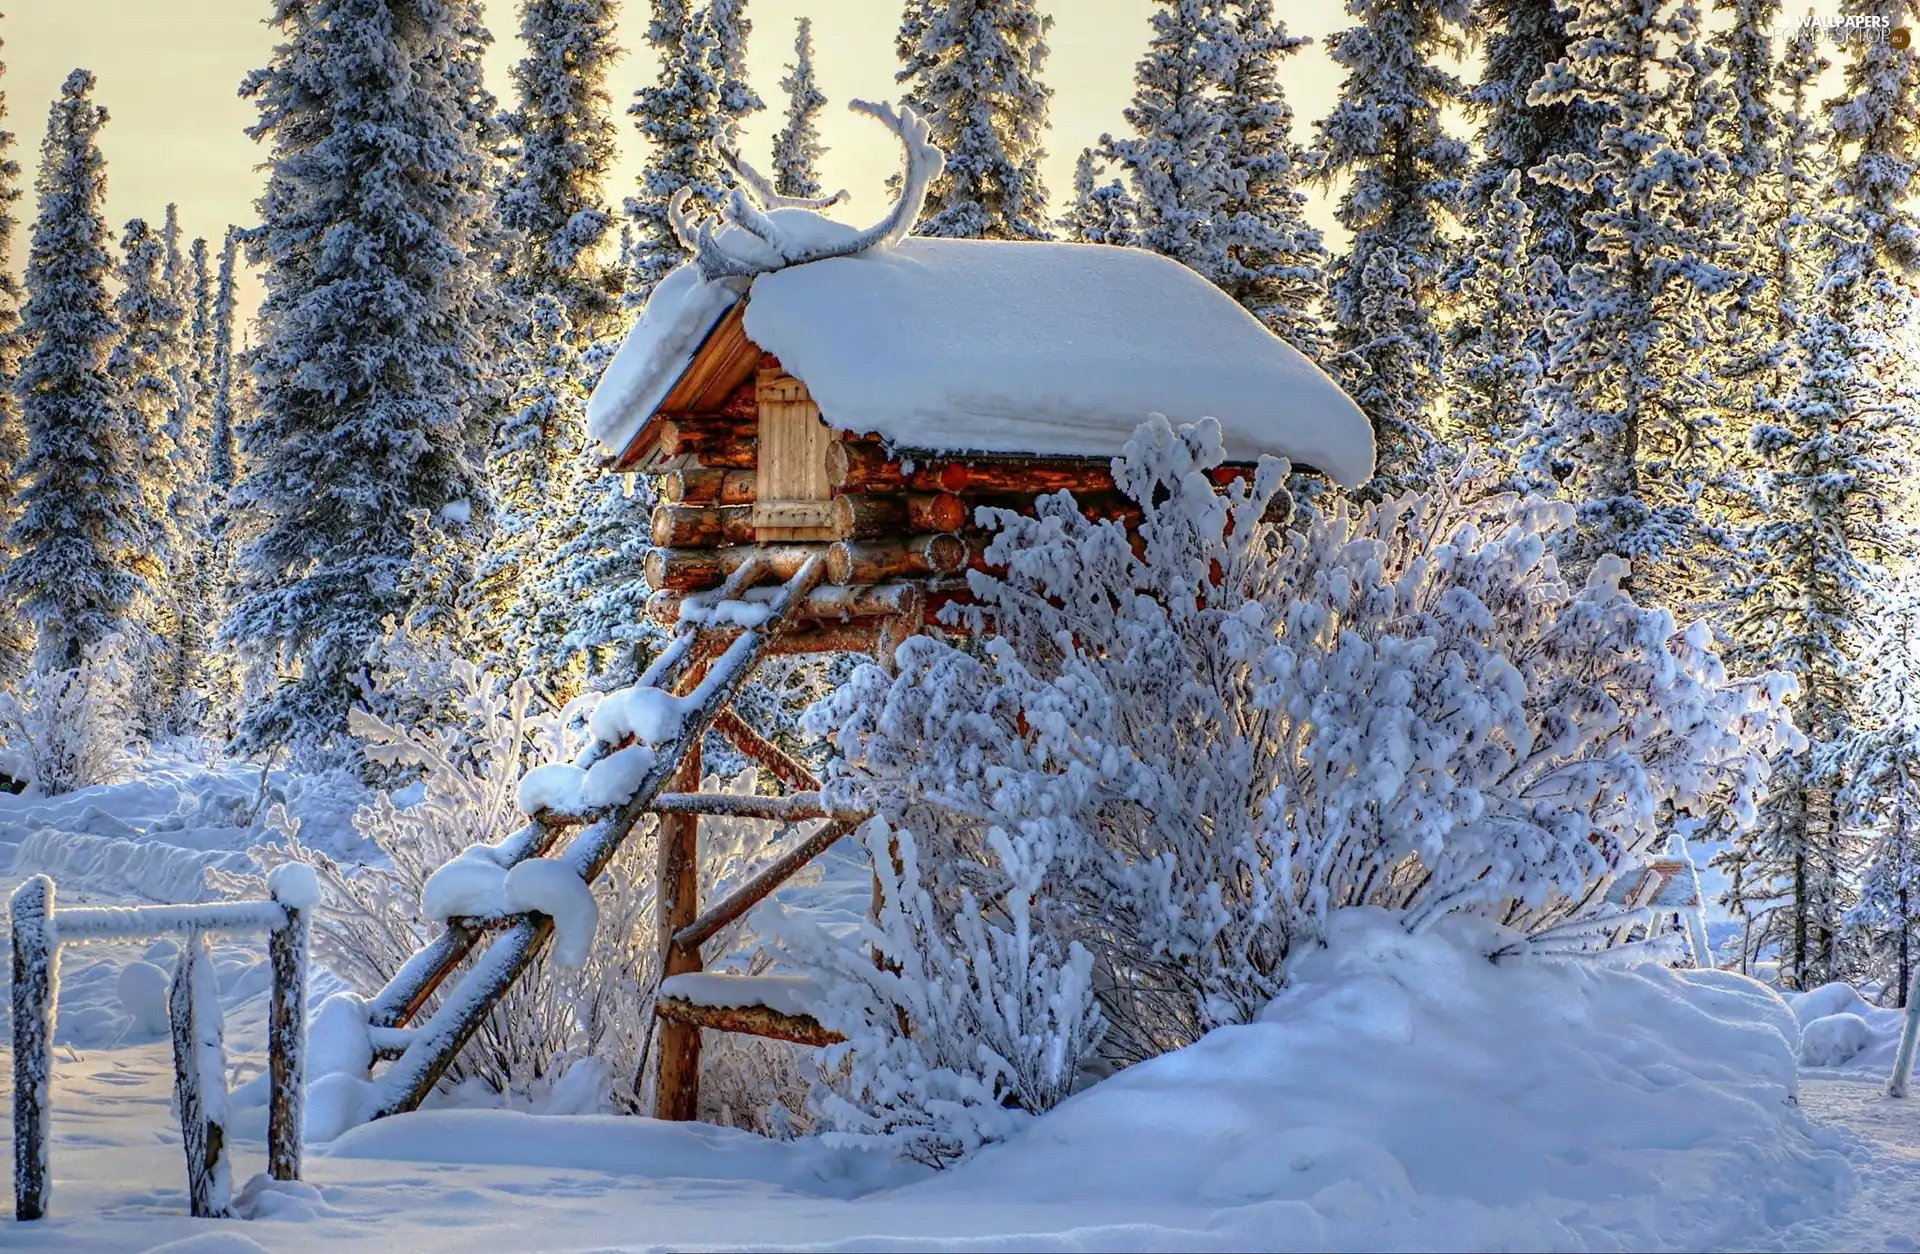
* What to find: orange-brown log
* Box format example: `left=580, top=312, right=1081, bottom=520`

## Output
left=716, top=377, right=759, bottom=420
left=659, top=420, right=758, bottom=469
left=827, top=441, right=1119, bottom=495
left=643, top=543, right=830, bottom=592
left=653, top=997, right=844, bottom=1047
left=661, top=468, right=756, bottom=506
left=830, top=491, right=967, bottom=539
left=650, top=503, right=757, bottom=548
left=647, top=581, right=926, bottom=627
left=959, top=490, right=1144, bottom=530
left=826, top=533, right=968, bottom=585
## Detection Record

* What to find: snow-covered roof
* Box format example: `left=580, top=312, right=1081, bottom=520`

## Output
left=587, top=239, right=1375, bottom=488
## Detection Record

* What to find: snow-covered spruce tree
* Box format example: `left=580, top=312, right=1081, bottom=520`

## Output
left=1098, top=0, right=1236, bottom=276
left=1831, top=584, right=1920, bottom=1005
left=498, top=0, right=622, bottom=332
left=227, top=0, right=497, bottom=764
left=625, top=1, right=730, bottom=307
left=206, top=228, right=239, bottom=495
left=898, top=0, right=1054, bottom=239
left=798, top=416, right=1799, bottom=1148
left=772, top=16, right=826, bottom=200
left=107, top=220, right=184, bottom=589
left=1464, top=0, right=1605, bottom=285
left=2, top=70, right=144, bottom=671
left=1055, top=148, right=1135, bottom=245
left=1214, top=0, right=1330, bottom=364
left=0, top=30, right=28, bottom=679
left=472, top=295, right=588, bottom=677
left=703, top=0, right=763, bottom=148
left=1440, top=170, right=1550, bottom=481
left=1313, top=0, right=1474, bottom=496
left=1521, top=0, right=1740, bottom=600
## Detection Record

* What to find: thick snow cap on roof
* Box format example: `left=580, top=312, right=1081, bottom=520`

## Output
left=587, top=238, right=1375, bottom=488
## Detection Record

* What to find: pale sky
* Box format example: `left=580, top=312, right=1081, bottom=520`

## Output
left=5, top=0, right=1357, bottom=319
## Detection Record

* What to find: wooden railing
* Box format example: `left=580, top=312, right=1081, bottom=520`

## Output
left=9, top=866, right=315, bottom=1221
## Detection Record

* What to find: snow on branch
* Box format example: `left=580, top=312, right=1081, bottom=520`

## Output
left=669, top=99, right=946, bottom=284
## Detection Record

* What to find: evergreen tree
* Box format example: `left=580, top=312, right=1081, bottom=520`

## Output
left=2, top=70, right=143, bottom=670
left=472, top=294, right=588, bottom=676
left=1100, top=0, right=1235, bottom=276
left=1441, top=170, right=1549, bottom=475
left=625, top=1, right=729, bottom=306
left=1464, top=0, right=1605, bottom=283
left=107, top=217, right=183, bottom=580
left=704, top=0, right=763, bottom=147
left=498, top=0, right=622, bottom=331
left=1312, top=0, right=1474, bottom=494
left=772, top=15, right=827, bottom=200
left=899, top=0, right=1054, bottom=239
left=0, top=27, right=28, bottom=676
left=1521, top=0, right=1739, bottom=595
left=1214, top=0, right=1330, bottom=363
left=207, top=228, right=240, bottom=495
left=1056, top=147, right=1135, bottom=245
left=227, top=0, right=498, bottom=762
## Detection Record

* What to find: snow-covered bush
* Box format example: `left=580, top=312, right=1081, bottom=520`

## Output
left=803, top=417, right=1801, bottom=1107
left=235, top=636, right=816, bottom=1124
left=0, top=641, right=135, bottom=796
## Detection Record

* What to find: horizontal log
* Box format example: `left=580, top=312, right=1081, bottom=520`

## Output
left=960, top=490, right=1144, bottom=531
left=651, top=791, right=868, bottom=822
left=830, top=491, right=967, bottom=539
left=644, top=544, right=830, bottom=592
left=654, top=996, right=844, bottom=1047
left=651, top=503, right=756, bottom=548
left=648, top=581, right=926, bottom=627
left=661, top=468, right=757, bottom=506
left=718, top=377, right=759, bottom=420
left=827, top=442, right=1118, bottom=495
left=827, top=534, right=968, bottom=585
left=684, top=623, right=885, bottom=661
left=659, top=420, right=758, bottom=469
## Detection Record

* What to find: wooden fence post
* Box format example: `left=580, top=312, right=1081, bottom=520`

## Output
left=169, top=930, right=231, bottom=1219
left=267, top=878, right=311, bottom=1180
left=11, top=875, right=55, bottom=1222
left=653, top=687, right=707, bottom=1122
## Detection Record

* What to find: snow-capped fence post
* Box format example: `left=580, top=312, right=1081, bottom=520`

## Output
left=1888, top=964, right=1920, bottom=1098
left=169, top=929, right=232, bottom=1219
left=11, top=874, right=55, bottom=1222
left=267, top=865, right=315, bottom=1180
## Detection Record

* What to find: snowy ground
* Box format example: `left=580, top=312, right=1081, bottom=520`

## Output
left=5, top=765, right=1920, bottom=1253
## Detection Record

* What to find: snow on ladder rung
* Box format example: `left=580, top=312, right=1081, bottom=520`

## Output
left=655, top=973, right=842, bottom=1048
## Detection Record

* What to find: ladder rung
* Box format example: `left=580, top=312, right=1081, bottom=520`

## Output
left=654, top=995, right=843, bottom=1047
left=368, top=1026, right=418, bottom=1060
left=649, top=791, right=865, bottom=822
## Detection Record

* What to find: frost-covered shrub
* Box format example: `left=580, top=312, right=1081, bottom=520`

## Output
left=234, top=636, right=816, bottom=1123
left=0, top=641, right=135, bottom=795
left=772, top=818, right=1106, bottom=1167
left=806, top=417, right=1801, bottom=1090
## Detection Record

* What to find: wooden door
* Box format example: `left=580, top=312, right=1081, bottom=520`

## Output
left=752, top=369, right=836, bottom=542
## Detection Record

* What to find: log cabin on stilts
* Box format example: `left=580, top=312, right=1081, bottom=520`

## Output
left=330, top=100, right=1374, bottom=1128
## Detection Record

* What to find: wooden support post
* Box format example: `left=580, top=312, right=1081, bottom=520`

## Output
left=713, top=708, right=820, bottom=793
left=267, top=882, right=310, bottom=1181
left=169, top=930, right=232, bottom=1219
left=654, top=663, right=708, bottom=1123
left=11, top=875, right=54, bottom=1222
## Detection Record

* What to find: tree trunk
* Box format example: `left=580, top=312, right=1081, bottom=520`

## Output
left=11, top=875, right=54, bottom=1222
left=267, top=885, right=310, bottom=1182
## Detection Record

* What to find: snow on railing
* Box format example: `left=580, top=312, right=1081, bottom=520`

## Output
left=9, top=864, right=319, bottom=1222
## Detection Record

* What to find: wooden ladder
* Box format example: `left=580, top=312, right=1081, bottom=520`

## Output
left=357, top=553, right=886, bottom=1122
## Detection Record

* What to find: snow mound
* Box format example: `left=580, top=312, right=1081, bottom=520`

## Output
left=139, top=1235, right=276, bottom=1254
left=1801, top=1013, right=1876, bottom=1067
left=588, top=684, right=693, bottom=747
left=912, top=909, right=1851, bottom=1251
left=420, top=842, right=512, bottom=922
left=1785, top=982, right=1911, bottom=1073
left=116, top=960, right=172, bottom=1037
left=502, top=857, right=598, bottom=966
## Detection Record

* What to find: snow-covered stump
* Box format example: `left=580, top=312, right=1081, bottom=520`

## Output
left=11, top=874, right=55, bottom=1222
left=267, top=865, right=317, bottom=1180
left=1888, top=964, right=1920, bottom=1098
left=169, top=929, right=232, bottom=1219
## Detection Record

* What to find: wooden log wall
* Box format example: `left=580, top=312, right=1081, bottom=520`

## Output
left=641, top=403, right=1296, bottom=642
